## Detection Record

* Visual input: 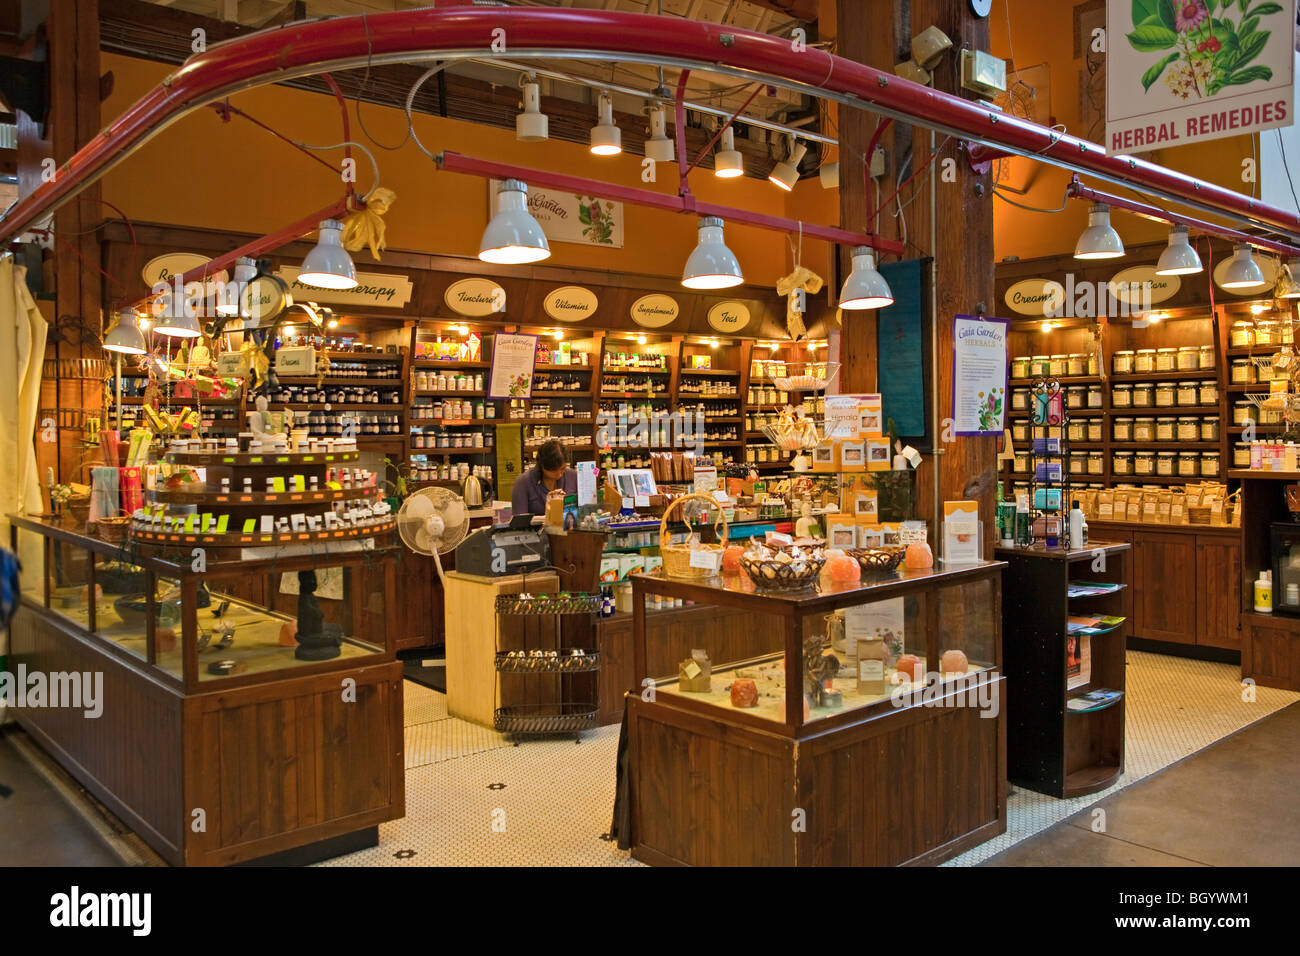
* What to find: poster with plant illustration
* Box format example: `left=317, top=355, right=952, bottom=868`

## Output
left=488, top=332, right=539, bottom=400
left=1106, top=0, right=1294, bottom=154
left=951, top=315, right=1009, bottom=437
left=488, top=180, right=624, bottom=248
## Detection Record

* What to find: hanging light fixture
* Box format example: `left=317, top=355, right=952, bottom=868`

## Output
left=838, top=246, right=895, bottom=310
left=589, top=91, right=622, bottom=156
left=768, top=137, right=808, bottom=191
left=644, top=105, right=674, bottom=163
left=1073, top=204, right=1125, bottom=260
left=516, top=76, right=549, bottom=142
left=216, top=256, right=258, bottom=317
left=1276, top=258, right=1300, bottom=298
left=298, top=219, right=358, bottom=289
left=153, top=302, right=202, bottom=338
left=1154, top=224, right=1202, bottom=275
left=479, top=179, right=551, bottom=264
left=714, top=127, right=744, bottom=178
left=819, top=161, right=839, bottom=189
left=102, top=310, right=147, bottom=354
left=681, top=216, right=744, bottom=289
left=1222, top=243, right=1266, bottom=288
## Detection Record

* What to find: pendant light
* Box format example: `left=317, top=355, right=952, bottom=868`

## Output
left=681, top=216, right=743, bottom=290
left=153, top=302, right=202, bottom=338
left=102, top=310, right=147, bottom=354
left=769, top=138, right=808, bottom=191
left=216, top=256, right=258, bottom=317
left=1154, top=224, right=1202, bottom=275
left=516, top=77, right=549, bottom=142
left=644, top=105, right=674, bottom=163
left=298, top=219, right=358, bottom=290
left=714, top=127, right=744, bottom=178
left=1221, top=243, right=1265, bottom=288
left=479, top=179, right=551, bottom=264
left=1073, top=203, right=1125, bottom=260
left=838, top=246, right=894, bottom=310
left=589, top=91, right=622, bottom=156
left=819, top=161, right=839, bottom=189
left=1276, top=258, right=1300, bottom=298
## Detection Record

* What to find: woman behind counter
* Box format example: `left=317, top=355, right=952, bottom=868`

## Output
left=511, top=438, right=577, bottom=517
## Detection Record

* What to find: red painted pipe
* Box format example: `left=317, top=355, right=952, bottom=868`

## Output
left=2, top=7, right=1297, bottom=244
left=440, top=151, right=903, bottom=254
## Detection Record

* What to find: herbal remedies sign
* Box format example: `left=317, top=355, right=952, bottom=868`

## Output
left=488, top=332, right=539, bottom=400
left=1106, top=0, right=1295, bottom=155
left=489, top=179, right=624, bottom=249
left=951, top=315, right=1009, bottom=437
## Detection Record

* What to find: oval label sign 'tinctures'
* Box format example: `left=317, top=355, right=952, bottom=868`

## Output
left=1004, top=278, right=1066, bottom=316
left=707, top=301, right=751, bottom=333
left=543, top=286, right=598, bottom=322
left=445, top=277, right=507, bottom=316
left=630, top=293, right=680, bottom=328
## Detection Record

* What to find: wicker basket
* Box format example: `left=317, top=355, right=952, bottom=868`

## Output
left=89, top=515, right=132, bottom=545
left=847, top=547, right=906, bottom=579
left=739, top=554, right=825, bottom=591
left=659, top=492, right=729, bottom=579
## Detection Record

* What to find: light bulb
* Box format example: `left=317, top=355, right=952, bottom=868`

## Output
left=590, top=91, right=622, bottom=156
left=714, top=127, right=744, bottom=179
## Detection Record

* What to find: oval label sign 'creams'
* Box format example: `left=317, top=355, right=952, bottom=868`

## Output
left=707, top=301, right=751, bottom=333
left=1004, top=278, right=1066, bottom=316
left=445, top=277, right=507, bottom=316
left=543, top=286, right=598, bottom=322
left=630, top=293, right=680, bottom=328
left=1107, top=265, right=1180, bottom=305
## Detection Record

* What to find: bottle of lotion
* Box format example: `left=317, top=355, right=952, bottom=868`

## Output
left=1255, top=570, right=1274, bottom=614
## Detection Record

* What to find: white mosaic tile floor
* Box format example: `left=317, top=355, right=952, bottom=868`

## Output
left=325, top=651, right=1298, bottom=867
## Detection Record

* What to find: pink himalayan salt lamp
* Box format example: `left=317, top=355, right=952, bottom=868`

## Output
left=896, top=654, right=922, bottom=681
left=940, top=649, right=969, bottom=677
left=730, top=678, right=759, bottom=708
left=156, top=627, right=177, bottom=652
left=279, top=621, right=298, bottom=647
left=825, top=550, right=862, bottom=584
left=722, top=544, right=745, bottom=573
left=904, top=541, right=934, bottom=569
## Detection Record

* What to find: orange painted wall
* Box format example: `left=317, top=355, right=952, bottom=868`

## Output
left=99, top=53, right=834, bottom=289
left=990, top=0, right=1258, bottom=262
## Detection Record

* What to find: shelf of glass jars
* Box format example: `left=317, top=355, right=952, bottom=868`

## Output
left=119, top=396, right=241, bottom=405
left=1108, top=442, right=1221, bottom=451
left=1109, top=476, right=1207, bottom=485
left=599, top=391, right=672, bottom=400
left=412, top=359, right=491, bottom=369
left=602, top=365, right=670, bottom=375
left=411, top=390, right=487, bottom=398
left=1112, top=405, right=1221, bottom=416
left=265, top=403, right=405, bottom=412
left=415, top=447, right=494, bottom=456
left=274, top=376, right=398, bottom=388
left=1226, top=345, right=1288, bottom=357
left=1008, top=409, right=1105, bottom=418
left=1109, top=369, right=1219, bottom=383
left=1008, top=376, right=1102, bottom=388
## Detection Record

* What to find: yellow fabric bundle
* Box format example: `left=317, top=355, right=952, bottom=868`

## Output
left=341, top=187, right=397, bottom=260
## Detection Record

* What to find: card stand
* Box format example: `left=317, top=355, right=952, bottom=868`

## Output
left=1026, top=379, right=1072, bottom=549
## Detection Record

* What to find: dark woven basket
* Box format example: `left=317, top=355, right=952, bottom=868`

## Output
left=847, top=547, right=906, bottom=579
left=739, top=554, right=825, bottom=591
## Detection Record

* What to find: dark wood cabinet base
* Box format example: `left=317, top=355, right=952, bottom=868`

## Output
left=1242, top=612, right=1300, bottom=691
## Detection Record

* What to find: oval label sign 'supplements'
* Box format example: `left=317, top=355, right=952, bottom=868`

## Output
left=543, top=286, right=598, bottom=322
left=707, top=301, right=751, bottom=333
left=445, top=277, right=507, bottom=316
left=1107, top=265, right=1180, bottom=305
left=1004, top=278, right=1066, bottom=316
left=630, top=293, right=680, bottom=328
left=141, top=253, right=228, bottom=296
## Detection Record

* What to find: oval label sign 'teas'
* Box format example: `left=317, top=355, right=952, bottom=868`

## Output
left=707, top=301, right=751, bottom=333
left=543, top=286, right=598, bottom=322
left=1004, top=278, right=1066, bottom=316
left=630, top=293, right=680, bottom=328
left=445, top=277, right=507, bottom=316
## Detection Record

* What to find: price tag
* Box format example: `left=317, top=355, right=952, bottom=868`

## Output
left=683, top=660, right=702, bottom=680
left=634, top=494, right=650, bottom=508
left=621, top=497, right=634, bottom=511
left=688, top=549, right=721, bottom=571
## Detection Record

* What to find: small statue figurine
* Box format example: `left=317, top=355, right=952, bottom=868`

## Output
left=803, top=634, right=841, bottom=709
left=294, top=570, right=342, bottom=661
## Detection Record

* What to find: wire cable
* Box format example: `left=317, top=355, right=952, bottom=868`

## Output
left=405, top=65, right=450, bottom=162
left=991, top=187, right=1069, bottom=214
left=288, top=139, right=381, bottom=200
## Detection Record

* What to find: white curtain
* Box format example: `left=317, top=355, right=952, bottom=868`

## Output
left=0, top=257, right=50, bottom=685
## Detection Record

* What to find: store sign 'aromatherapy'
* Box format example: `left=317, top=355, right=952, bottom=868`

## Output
left=489, top=178, right=624, bottom=249
left=707, top=301, right=751, bottom=333
left=1004, top=278, right=1066, bottom=316
left=141, top=253, right=227, bottom=296
left=1105, top=0, right=1296, bottom=154
left=444, top=277, right=507, bottom=316
left=1107, top=265, right=1180, bottom=304
left=543, top=286, right=598, bottom=322
left=276, top=266, right=413, bottom=308
left=630, top=293, right=680, bottom=328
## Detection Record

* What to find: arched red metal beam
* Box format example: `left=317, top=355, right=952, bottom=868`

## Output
left=2, top=6, right=1297, bottom=245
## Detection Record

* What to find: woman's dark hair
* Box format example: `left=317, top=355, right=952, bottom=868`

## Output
left=537, top=438, right=569, bottom=473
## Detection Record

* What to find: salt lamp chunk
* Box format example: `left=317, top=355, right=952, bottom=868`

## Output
left=940, top=649, right=969, bottom=676
left=826, top=552, right=862, bottom=583
left=904, top=542, right=934, bottom=569
left=730, top=678, right=759, bottom=708
left=722, top=544, right=745, bottom=573
left=279, top=621, right=298, bottom=647
left=896, top=653, right=922, bottom=681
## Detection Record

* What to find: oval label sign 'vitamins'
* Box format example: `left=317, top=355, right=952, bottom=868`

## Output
left=630, top=293, right=680, bottom=328
left=543, top=286, right=598, bottom=322
left=445, top=277, right=507, bottom=316
left=1004, top=278, right=1066, bottom=316
left=707, top=301, right=751, bottom=333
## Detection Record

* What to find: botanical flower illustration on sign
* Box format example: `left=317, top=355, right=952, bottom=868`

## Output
left=507, top=372, right=532, bottom=397
left=1128, top=0, right=1283, bottom=98
left=978, top=387, right=1005, bottom=433
left=577, top=197, right=615, bottom=245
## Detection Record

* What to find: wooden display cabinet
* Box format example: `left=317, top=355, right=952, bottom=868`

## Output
left=624, top=562, right=1007, bottom=866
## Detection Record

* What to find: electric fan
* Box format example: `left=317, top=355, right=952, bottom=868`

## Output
left=396, top=486, right=470, bottom=582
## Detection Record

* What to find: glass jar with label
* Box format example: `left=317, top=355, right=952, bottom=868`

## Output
left=1134, top=451, right=1156, bottom=475
left=1175, top=346, right=1199, bottom=371
left=1198, top=344, right=1216, bottom=369
left=1134, top=348, right=1157, bottom=372
left=1175, top=381, right=1199, bottom=406
left=1198, top=380, right=1218, bottom=405
left=1030, top=355, right=1050, bottom=376
left=1066, top=385, right=1088, bottom=410
left=1012, top=421, right=1029, bottom=442
left=1156, top=451, right=1176, bottom=476
left=1132, top=382, right=1155, bottom=407
left=1087, top=387, right=1104, bottom=408
left=1013, top=451, right=1029, bottom=473
left=1067, top=420, right=1087, bottom=442
left=1153, top=382, right=1177, bottom=407
left=1069, top=451, right=1087, bottom=475
left=1282, top=322, right=1295, bottom=345
left=1156, top=417, right=1177, bottom=441
left=1233, top=401, right=1257, bottom=425
left=1156, top=348, right=1178, bottom=371
left=1201, top=416, right=1220, bottom=441
left=1201, top=452, right=1221, bottom=477
left=1178, top=452, right=1200, bottom=477
left=1088, top=451, right=1104, bottom=475
left=1231, top=359, right=1257, bottom=384
left=1230, top=320, right=1255, bottom=347
left=1255, top=319, right=1278, bottom=346
left=1113, top=417, right=1134, bottom=441
left=1176, top=416, right=1199, bottom=441
left=1113, top=350, right=1135, bottom=374
left=1261, top=405, right=1284, bottom=425
left=1049, top=354, right=1068, bottom=376
left=1112, top=384, right=1134, bottom=408
left=1113, top=451, right=1135, bottom=475
left=1010, top=355, right=1030, bottom=379
left=1011, top=388, right=1029, bottom=411
left=1234, top=443, right=1252, bottom=467
left=1067, top=353, right=1087, bottom=376
left=1087, top=419, right=1103, bottom=442
left=1133, top=417, right=1156, bottom=442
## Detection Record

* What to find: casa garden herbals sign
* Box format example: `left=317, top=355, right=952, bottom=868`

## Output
left=951, top=315, right=1009, bottom=437
left=488, top=332, right=539, bottom=400
left=1105, top=0, right=1295, bottom=155
left=489, top=179, right=624, bottom=249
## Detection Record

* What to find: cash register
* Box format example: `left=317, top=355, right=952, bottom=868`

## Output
left=453, top=514, right=549, bottom=576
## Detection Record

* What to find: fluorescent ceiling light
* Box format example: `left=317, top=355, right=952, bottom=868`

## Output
left=298, top=219, right=359, bottom=290
left=1074, top=204, right=1125, bottom=260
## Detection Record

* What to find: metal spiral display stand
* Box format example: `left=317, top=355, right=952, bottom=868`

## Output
left=1026, top=379, right=1072, bottom=550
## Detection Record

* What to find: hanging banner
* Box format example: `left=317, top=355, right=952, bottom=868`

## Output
left=951, top=315, right=1009, bottom=437
left=489, top=179, right=624, bottom=248
left=706, top=301, right=752, bottom=333
left=1105, top=0, right=1296, bottom=155
left=543, top=286, right=599, bottom=322
left=630, top=293, right=680, bottom=328
left=444, top=277, right=507, bottom=316
left=488, top=332, right=539, bottom=400
left=276, top=266, right=413, bottom=308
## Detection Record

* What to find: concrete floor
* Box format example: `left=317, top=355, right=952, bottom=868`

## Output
left=984, top=701, right=1300, bottom=866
